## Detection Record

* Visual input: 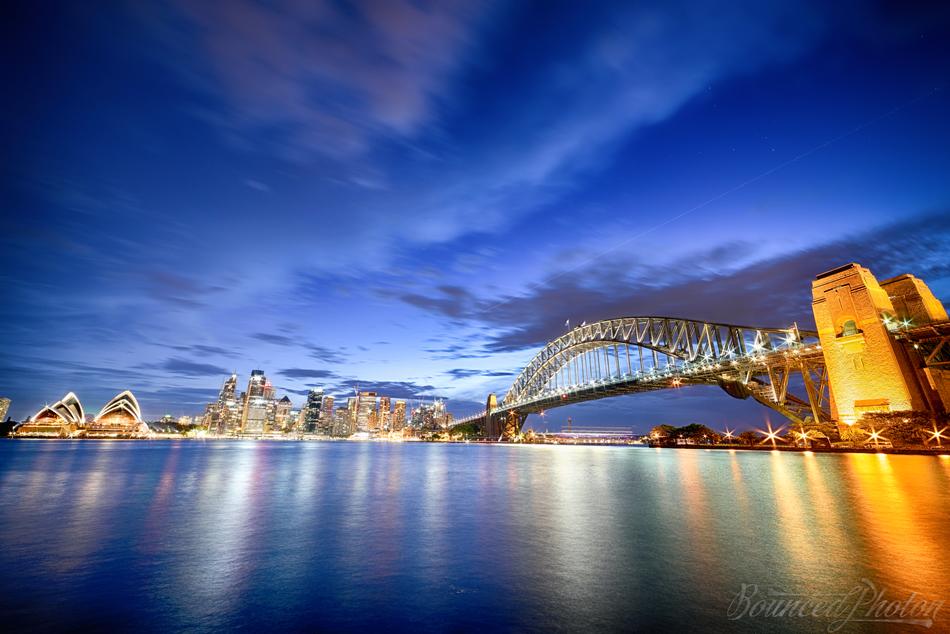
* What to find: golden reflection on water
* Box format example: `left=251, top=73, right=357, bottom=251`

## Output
left=800, top=452, right=850, bottom=561
left=843, top=453, right=949, bottom=594
left=768, top=452, right=814, bottom=574
left=547, top=447, right=627, bottom=605
left=675, top=449, right=719, bottom=577
left=728, top=451, right=751, bottom=519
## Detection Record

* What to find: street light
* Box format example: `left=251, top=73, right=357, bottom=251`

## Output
left=758, top=422, right=785, bottom=449
left=866, top=426, right=887, bottom=450
left=792, top=425, right=814, bottom=449
left=928, top=425, right=947, bottom=448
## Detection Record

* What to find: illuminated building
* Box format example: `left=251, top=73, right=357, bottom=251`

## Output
left=347, top=396, right=358, bottom=431
left=379, top=396, right=391, bottom=430
left=356, top=391, right=377, bottom=432
left=393, top=400, right=406, bottom=430
left=203, top=373, right=241, bottom=435
left=433, top=399, right=447, bottom=427
left=410, top=400, right=450, bottom=430
left=273, top=396, right=292, bottom=431
left=333, top=408, right=350, bottom=436
left=241, top=370, right=272, bottom=434
left=85, top=390, right=150, bottom=438
left=320, top=395, right=335, bottom=435
left=812, top=263, right=948, bottom=428
left=0, top=397, right=9, bottom=422
left=303, top=388, right=324, bottom=433
left=14, top=392, right=84, bottom=437
left=177, top=415, right=193, bottom=426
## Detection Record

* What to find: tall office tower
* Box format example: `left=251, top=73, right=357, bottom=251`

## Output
left=200, top=402, right=214, bottom=429
left=411, top=402, right=446, bottom=430
left=410, top=404, right=425, bottom=428
left=346, top=396, right=357, bottom=428
left=356, top=391, right=377, bottom=432
left=241, top=370, right=271, bottom=434
left=303, top=388, right=324, bottom=433
left=392, top=400, right=406, bottom=430
left=320, top=395, right=335, bottom=435
left=378, top=396, right=391, bottom=430
left=367, top=410, right=377, bottom=430
left=220, top=372, right=238, bottom=401
left=204, top=373, right=241, bottom=435
left=433, top=400, right=447, bottom=428
left=333, top=408, right=350, bottom=436
left=0, top=397, right=10, bottom=422
left=273, top=396, right=292, bottom=431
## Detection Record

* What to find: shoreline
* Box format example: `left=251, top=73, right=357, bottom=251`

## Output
left=5, top=436, right=950, bottom=456
left=646, top=443, right=950, bottom=457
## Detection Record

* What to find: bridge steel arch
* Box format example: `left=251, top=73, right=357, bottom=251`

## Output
left=458, top=317, right=831, bottom=439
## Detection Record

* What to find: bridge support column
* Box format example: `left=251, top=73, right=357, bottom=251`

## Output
left=811, top=264, right=947, bottom=430
left=483, top=393, right=500, bottom=438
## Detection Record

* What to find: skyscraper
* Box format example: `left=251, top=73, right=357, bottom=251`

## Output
left=356, top=391, right=377, bottom=432
left=241, top=370, right=271, bottom=434
left=0, top=397, right=10, bottom=423
left=393, top=400, right=406, bottom=431
left=378, top=396, right=391, bottom=430
left=303, top=388, right=323, bottom=433
left=203, top=373, right=241, bottom=435
left=321, top=395, right=335, bottom=435
left=273, top=395, right=292, bottom=431
left=346, top=397, right=358, bottom=433
left=333, top=408, right=350, bottom=436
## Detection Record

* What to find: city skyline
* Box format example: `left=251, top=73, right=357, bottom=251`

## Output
left=14, top=371, right=437, bottom=427
left=5, top=2, right=950, bottom=429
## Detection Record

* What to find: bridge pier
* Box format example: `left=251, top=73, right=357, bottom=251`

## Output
left=812, top=263, right=949, bottom=430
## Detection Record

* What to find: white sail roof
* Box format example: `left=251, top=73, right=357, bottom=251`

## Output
left=94, top=390, right=143, bottom=423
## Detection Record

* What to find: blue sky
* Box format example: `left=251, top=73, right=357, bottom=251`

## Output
left=4, top=1, right=950, bottom=430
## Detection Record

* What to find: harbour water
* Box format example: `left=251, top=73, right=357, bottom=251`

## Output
left=1, top=440, right=948, bottom=632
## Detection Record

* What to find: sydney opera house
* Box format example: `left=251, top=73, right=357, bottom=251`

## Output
left=13, top=390, right=151, bottom=439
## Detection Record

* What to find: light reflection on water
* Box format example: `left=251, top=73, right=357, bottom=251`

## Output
left=1, top=441, right=949, bottom=632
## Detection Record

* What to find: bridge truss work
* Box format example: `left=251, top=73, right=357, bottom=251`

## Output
left=454, top=317, right=830, bottom=438
left=900, top=322, right=950, bottom=369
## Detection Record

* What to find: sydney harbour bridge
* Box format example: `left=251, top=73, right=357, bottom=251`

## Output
left=454, top=263, right=950, bottom=439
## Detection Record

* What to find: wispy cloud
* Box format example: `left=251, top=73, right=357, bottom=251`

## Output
left=445, top=368, right=514, bottom=381
left=395, top=211, right=950, bottom=352
left=278, top=368, right=337, bottom=380
left=329, top=379, right=443, bottom=401
left=146, top=357, right=231, bottom=378
left=143, top=0, right=494, bottom=162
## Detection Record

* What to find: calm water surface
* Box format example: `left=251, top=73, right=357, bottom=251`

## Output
left=1, top=441, right=949, bottom=632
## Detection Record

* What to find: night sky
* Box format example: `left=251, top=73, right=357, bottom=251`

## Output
left=4, top=1, right=950, bottom=430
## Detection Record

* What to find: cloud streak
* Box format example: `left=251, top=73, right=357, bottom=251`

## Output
left=395, top=211, right=950, bottom=353
left=146, top=0, right=494, bottom=162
